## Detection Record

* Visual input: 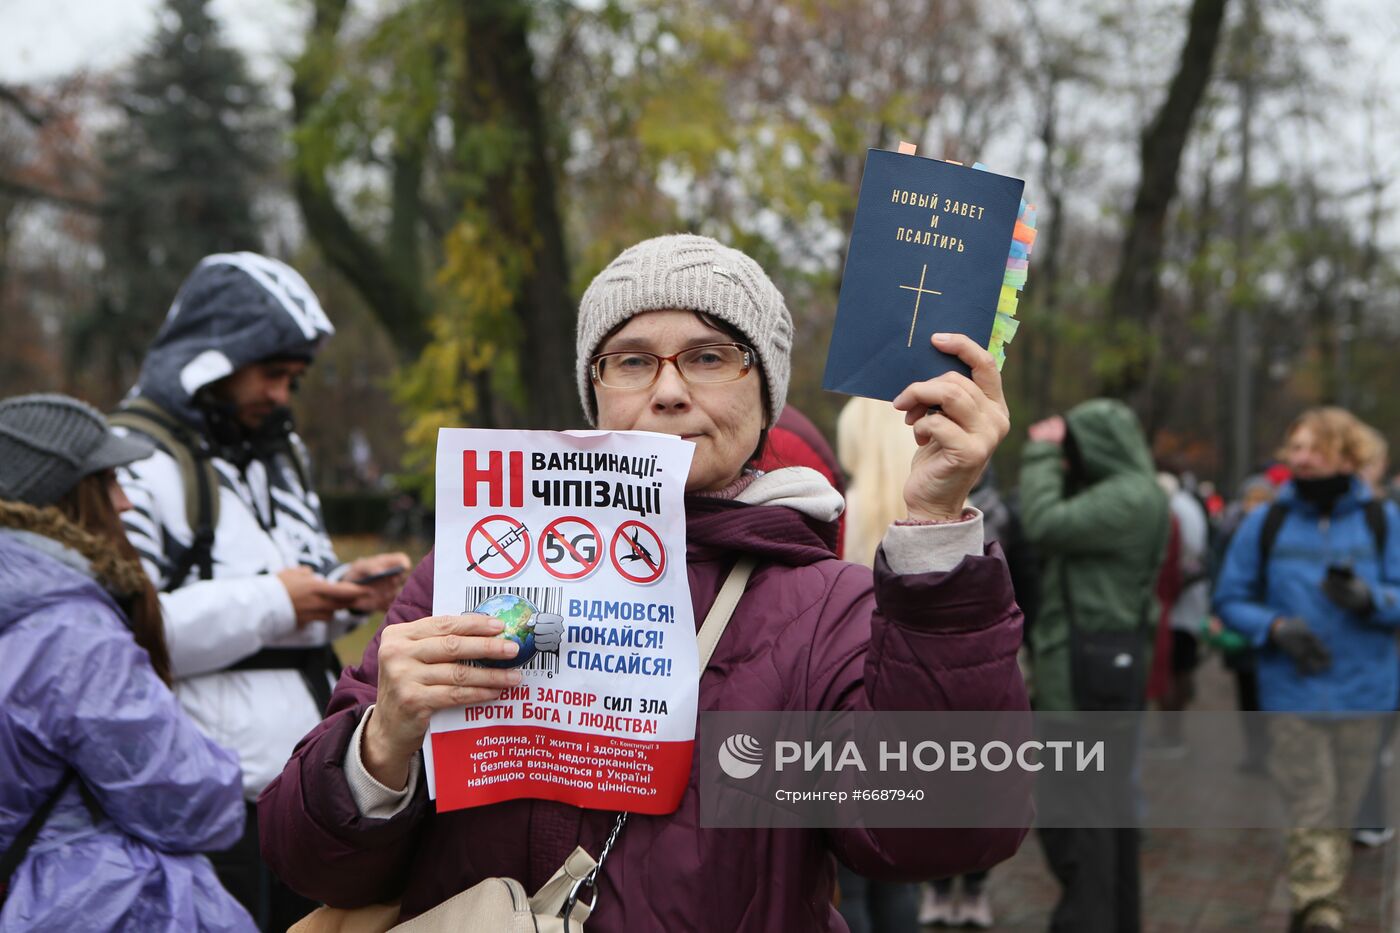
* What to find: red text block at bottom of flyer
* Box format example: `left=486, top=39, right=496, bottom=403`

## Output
left=430, top=726, right=693, bottom=814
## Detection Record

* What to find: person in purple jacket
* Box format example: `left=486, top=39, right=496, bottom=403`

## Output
left=259, top=234, right=1032, bottom=931
left=0, top=394, right=253, bottom=932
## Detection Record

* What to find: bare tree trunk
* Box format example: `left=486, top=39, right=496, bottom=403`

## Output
left=459, top=0, right=577, bottom=429
left=0, top=196, right=17, bottom=394
left=1104, top=0, right=1230, bottom=401
left=1030, top=77, right=1066, bottom=421
left=1228, top=0, right=1258, bottom=495
left=1340, top=178, right=1388, bottom=412
left=291, top=0, right=431, bottom=359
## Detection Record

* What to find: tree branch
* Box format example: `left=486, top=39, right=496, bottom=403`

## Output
left=291, top=0, right=430, bottom=358
left=0, top=84, right=50, bottom=128
left=1103, top=0, right=1230, bottom=397
left=458, top=0, right=578, bottom=428
left=0, top=175, right=105, bottom=214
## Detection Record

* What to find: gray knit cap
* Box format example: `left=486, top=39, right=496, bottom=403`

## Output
left=0, top=394, right=155, bottom=506
left=576, top=234, right=793, bottom=426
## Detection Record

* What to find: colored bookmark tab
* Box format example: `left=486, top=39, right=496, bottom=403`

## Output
left=969, top=164, right=1038, bottom=369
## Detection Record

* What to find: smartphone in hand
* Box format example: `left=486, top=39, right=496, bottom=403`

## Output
left=1324, top=562, right=1356, bottom=583
left=351, top=566, right=406, bottom=585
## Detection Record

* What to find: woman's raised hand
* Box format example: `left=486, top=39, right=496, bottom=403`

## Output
left=362, top=613, right=523, bottom=790
left=892, top=332, right=1011, bottom=522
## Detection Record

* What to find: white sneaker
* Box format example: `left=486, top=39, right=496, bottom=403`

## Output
left=918, top=884, right=956, bottom=926
left=1354, top=827, right=1395, bottom=847
left=953, top=890, right=994, bottom=929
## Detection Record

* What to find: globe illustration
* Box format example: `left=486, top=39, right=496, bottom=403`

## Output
left=473, top=593, right=538, bottom=669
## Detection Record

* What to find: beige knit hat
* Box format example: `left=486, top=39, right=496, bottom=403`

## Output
left=576, top=234, right=793, bottom=426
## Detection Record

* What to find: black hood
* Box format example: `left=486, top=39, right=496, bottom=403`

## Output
left=129, top=252, right=334, bottom=430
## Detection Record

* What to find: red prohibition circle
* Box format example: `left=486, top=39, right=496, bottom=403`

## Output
left=537, top=515, right=603, bottom=580
left=609, top=520, right=666, bottom=584
left=464, top=514, right=530, bottom=580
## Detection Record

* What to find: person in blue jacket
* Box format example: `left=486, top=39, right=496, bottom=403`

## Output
left=1214, top=406, right=1400, bottom=933
left=0, top=394, right=253, bottom=932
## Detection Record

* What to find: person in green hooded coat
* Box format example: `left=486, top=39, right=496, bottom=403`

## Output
left=1019, top=397, right=1169, bottom=933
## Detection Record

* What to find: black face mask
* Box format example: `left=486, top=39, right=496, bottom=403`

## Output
left=198, top=395, right=295, bottom=470
left=1293, top=474, right=1352, bottom=513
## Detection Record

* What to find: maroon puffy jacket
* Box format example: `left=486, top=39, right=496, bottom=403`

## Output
left=259, top=495, right=1030, bottom=932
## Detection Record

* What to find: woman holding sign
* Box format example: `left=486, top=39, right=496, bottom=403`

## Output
left=261, top=235, right=1031, bottom=931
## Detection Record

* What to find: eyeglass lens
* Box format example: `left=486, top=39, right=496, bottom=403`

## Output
left=595, top=345, right=749, bottom=387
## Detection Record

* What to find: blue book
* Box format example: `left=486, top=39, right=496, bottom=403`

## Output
left=822, top=149, right=1025, bottom=400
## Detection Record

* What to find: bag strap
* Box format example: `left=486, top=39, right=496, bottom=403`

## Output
left=696, top=557, right=758, bottom=672
left=1366, top=498, right=1388, bottom=556
left=1256, top=499, right=1387, bottom=593
left=0, top=772, right=76, bottom=896
left=109, top=398, right=221, bottom=586
left=1255, top=501, right=1288, bottom=592
left=559, top=809, right=628, bottom=929
left=556, top=557, right=758, bottom=928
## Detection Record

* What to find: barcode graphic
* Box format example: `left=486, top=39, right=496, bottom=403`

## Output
left=464, top=585, right=563, bottom=614
left=464, top=585, right=563, bottom=676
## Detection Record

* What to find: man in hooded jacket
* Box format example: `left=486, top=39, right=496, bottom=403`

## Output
left=1019, top=398, right=1169, bottom=933
left=114, top=252, right=409, bottom=930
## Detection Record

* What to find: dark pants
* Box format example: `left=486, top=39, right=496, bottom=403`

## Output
left=1356, top=706, right=1399, bottom=829
left=835, top=865, right=919, bottom=933
left=932, top=870, right=989, bottom=896
left=209, top=801, right=317, bottom=933
left=1232, top=661, right=1270, bottom=770
left=1038, top=827, right=1141, bottom=933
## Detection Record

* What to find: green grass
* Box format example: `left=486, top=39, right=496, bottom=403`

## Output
left=331, top=534, right=431, bottom=667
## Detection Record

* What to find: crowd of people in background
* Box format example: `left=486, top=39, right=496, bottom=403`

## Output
left=833, top=398, right=1400, bottom=933
left=3, top=245, right=1400, bottom=933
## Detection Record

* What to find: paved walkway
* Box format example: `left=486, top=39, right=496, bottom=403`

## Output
left=962, top=654, right=1400, bottom=932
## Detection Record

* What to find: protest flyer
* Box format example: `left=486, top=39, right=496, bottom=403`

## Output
left=426, top=428, right=697, bottom=815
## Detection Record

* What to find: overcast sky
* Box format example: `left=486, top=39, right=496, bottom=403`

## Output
left=0, top=0, right=305, bottom=84
left=6, top=0, right=1399, bottom=87
left=4, top=0, right=1400, bottom=247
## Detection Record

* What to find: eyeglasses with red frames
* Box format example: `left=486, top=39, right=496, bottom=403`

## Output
left=589, top=343, right=755, bottom=389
